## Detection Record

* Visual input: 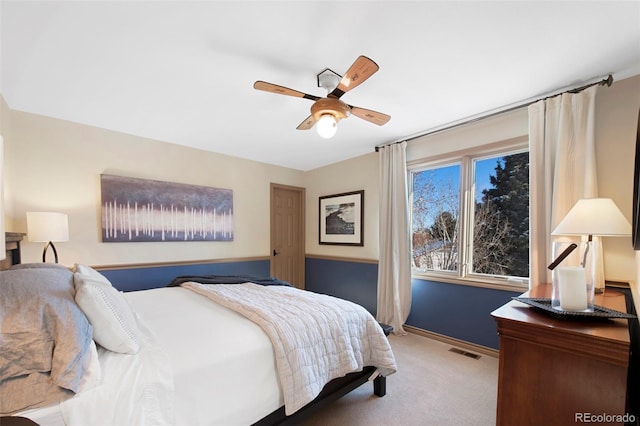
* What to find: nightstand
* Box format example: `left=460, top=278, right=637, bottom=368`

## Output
left=492, top=284, right=631, bottom=426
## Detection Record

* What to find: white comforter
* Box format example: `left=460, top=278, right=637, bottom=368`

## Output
left=19, top=315, right=175, bottom=426
left=182, top=282, right=397, bottom=415
left=19, top=287, right=283, bottom=426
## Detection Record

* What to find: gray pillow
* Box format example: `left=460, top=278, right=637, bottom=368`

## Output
left=9, top=262, right=71, bottom=271
left=0, top=267, right=94, bottom=414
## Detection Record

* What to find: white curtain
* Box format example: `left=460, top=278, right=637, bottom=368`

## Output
left=377, top=141, right=411, bottom=335
left=529, top=85, right=601, bottom=289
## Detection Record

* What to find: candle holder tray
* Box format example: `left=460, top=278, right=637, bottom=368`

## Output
left=512, top=297, right=636, bottom=321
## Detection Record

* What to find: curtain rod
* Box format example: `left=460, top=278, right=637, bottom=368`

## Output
left=375, top=74, right=613, bottom=152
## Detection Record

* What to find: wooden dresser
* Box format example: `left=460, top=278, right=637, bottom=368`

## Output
left=492, top=284, right=631, bottom=426
left=1, top=232, right=25, bottom=270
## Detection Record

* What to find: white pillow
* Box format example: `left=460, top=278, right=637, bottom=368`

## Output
left=74, top=264, right=112, bottom=288
left=74, top=272, right=112, bottom=291
left=75, top=279, right=141, bottom=354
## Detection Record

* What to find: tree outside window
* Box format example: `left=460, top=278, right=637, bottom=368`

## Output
left=411, top=163, right=460, bottom=272
left=411, top=150, right=529, bottom=282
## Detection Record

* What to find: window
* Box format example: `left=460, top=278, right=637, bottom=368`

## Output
left=410, top=140, right=529, bottom=286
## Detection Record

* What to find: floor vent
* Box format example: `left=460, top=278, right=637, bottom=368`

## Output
left=448, top=347, right=481, bottom=360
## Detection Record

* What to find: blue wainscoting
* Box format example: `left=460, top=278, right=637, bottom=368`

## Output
left=100, top=255, right=521, bottom=350
left=99, top=259, right=270, bottom=292
left=305, top=256, right=521, bottom=350
left=305, top=257, right=378, bottom=316
left=407, top=278, right=522, bottom=349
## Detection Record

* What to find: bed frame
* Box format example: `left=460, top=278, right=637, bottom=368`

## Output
left=2, top=232, right=388, bottom=425
left=256, top=366, right=385, bottom=426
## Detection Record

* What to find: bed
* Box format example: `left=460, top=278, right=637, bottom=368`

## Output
left=0, top=236, right=396, bottom=425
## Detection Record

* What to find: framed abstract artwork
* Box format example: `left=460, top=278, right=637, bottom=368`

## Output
left=319, top=190, right=364, bottom=246
left=100, top=174, right=233, bottom=242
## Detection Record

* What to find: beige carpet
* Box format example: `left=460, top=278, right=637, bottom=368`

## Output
left=300, top=332, right=499, bottom=426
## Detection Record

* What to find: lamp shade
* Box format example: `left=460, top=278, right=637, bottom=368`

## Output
left=27, top=212, right=69, bottom=242
left=552, top=198, right=632, bottom=237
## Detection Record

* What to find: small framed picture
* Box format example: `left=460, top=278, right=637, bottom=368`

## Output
left=319, top=190, right=364, bottom=246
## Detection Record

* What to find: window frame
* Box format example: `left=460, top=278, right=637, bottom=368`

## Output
left=408, top=136, right=529, bottom=291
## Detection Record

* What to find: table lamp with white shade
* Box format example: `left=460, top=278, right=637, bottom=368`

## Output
left=26, top=212, right=69, bottom=263
left=551, top=198, right=632, bottom=292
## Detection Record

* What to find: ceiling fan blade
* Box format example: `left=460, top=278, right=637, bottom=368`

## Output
left=254, top=81, right=320, bottom=101
left=296, top=115, right=316, bottom=130
left=328, top=56, right=379, bottom=98
left=350, top=106, right=391, bottom=126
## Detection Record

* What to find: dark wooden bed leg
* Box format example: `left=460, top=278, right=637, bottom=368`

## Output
left=373, top=375, right=386, bottom=397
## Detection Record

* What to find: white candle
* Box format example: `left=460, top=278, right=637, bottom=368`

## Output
left=558, top=266, right=588, bottom=311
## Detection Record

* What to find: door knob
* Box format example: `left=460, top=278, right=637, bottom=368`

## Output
left=273, top=249, right=280, bottom=256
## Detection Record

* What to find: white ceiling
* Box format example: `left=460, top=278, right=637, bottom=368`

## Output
left=2, top=1, right=639, bottom=171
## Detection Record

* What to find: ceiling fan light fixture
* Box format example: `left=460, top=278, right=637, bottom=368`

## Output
left=254, top=56, right=390, bottom=135
left=317, top=114, right=337, bottom=138
left=317, top=68, right=342, bottom=93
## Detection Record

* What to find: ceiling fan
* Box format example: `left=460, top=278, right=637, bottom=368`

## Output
left=253, top=55, right=390, bottom=138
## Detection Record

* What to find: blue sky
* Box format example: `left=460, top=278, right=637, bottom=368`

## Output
left=475, top=157, right=503, bottom=201
left=414, top=157, right=502, bottom=200
left=412, top=156, right=504, bottom=228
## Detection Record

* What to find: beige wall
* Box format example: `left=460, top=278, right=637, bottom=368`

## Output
left=594, top=75, right=640, bottom=284
left=1, top=96, right=14, bottom=231
left=406, top=107, right=529, bottom=161
left=3, top=74, right=640, bottom=280
left=304, top=152, right=379, bottom=260
left=3, top=107, right=304, bottom=265
left=595, top=75, right=640, bottom=309
left=303, top=108, right=529, bottom=261
left=305, top=75, right=640, bottom=285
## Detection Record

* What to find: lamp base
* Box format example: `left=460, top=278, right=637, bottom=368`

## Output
left=42, top=241, right=59, bottom=263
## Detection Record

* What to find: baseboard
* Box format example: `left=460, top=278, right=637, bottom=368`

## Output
left=404, top=325, right=499, bottom=358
